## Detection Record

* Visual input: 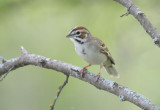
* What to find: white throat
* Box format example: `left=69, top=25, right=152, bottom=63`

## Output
left=70, top=38, right=86, bottom=45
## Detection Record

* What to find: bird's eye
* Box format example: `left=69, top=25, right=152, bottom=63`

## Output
left=76, top=31, right=80, bottom=35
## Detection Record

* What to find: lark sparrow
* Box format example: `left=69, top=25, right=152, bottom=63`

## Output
left=66, top=26, right=119, bottom=80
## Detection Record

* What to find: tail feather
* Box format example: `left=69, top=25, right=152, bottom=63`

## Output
left=103, top=65, right=120, bottom=78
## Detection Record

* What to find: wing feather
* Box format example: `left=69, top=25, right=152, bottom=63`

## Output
left=93, top=37, right=115, bottom=65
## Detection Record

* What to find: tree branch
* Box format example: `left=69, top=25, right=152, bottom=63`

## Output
left=114, top=0, right=160, bottom=48
left=50, top=75, right=69, bottom=110
left=0, top=47, right=159, bottom=110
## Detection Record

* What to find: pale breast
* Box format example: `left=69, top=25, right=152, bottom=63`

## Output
left=75, top=42, right=107, bottom=65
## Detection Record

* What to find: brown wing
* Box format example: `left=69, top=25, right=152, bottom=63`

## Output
left=93, top=37, right=115, bottom=65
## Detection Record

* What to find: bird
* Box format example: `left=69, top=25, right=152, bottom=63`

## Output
left=66, top=26, right=119, bottom=81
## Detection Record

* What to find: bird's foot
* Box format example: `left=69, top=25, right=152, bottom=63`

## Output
left=79, top=68, right=87, bottom=78
left=94, top=73, right=101, bottom=82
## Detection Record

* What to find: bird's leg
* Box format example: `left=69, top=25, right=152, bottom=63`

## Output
left=95, top=64, right=103, bottom=82
left=79, top=64, right=91, bottom=77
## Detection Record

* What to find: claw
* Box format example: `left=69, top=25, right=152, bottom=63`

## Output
left=95, top=73, right=101, bottom=82
left=79, top=64, right=91, bottom=78
left=79, top=68, right=87, bottom=77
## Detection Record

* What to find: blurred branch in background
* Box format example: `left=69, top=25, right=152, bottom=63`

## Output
left=0, top=46, right=159, bottom=110
left=114, top=0, right=160, bottom=48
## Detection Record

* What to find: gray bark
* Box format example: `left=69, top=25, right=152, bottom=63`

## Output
left=114, top=0, right=160, bottom=47
left=0, top=47, right=159, bottom=110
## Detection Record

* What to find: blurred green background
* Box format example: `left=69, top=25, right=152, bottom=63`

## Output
left=0, top=0, right=160, bottom=110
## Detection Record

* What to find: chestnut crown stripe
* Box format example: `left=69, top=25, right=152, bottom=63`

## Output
left=71, top=26, right=90, bottom=33
left=73, top=26, right=88, bottom=31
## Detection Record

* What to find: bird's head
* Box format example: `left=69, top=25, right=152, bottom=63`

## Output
left=66, top=26, right=91, bottom=44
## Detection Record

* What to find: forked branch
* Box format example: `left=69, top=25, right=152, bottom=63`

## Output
left=114, top=0, right=160, bottom=47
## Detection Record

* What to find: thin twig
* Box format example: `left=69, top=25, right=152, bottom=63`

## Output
left=50, top=75, right=69, bottom=110
left=120, top=5, right=132, bottom=17
left=20, top=46, right=28, bottom=54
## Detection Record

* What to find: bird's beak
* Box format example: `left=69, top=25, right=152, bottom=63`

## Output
left=66, top=33, right=72, bottom=38
left=66, top=34, right=70, bottom=38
